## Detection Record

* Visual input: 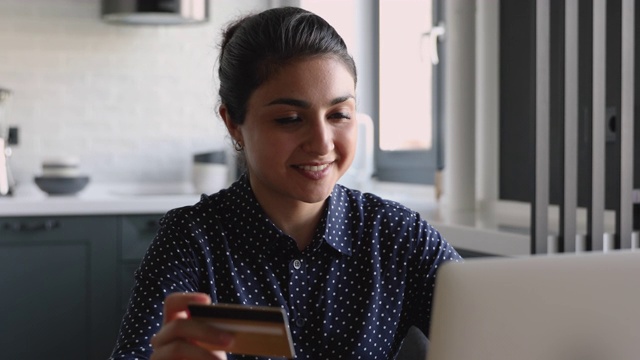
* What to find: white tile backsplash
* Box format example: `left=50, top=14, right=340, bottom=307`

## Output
left=0, top=0, right=267, bottom=184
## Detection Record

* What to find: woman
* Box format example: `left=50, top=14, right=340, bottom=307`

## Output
left=110, top=6, right=461, bottom=360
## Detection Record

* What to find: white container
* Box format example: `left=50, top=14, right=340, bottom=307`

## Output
left=340, top=113, right=374, bottom=190
left=41, top=156, right=81, bottom=177
left=192, top=151, right=228, bottom=195
left=193, top=163, right=228, bottom=195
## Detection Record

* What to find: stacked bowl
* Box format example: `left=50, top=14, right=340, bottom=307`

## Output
left=34, top=157, right=90, bottom=195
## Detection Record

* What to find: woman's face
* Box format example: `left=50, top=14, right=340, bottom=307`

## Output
left=225, top=56, right=357, bottom=209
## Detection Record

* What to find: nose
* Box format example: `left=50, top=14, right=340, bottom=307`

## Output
left=302, top=118, right=334, bottom=155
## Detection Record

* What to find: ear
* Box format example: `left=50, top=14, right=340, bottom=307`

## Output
left=219, top=105, right=243, bottom=143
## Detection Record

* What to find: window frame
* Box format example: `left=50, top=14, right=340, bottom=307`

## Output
left=374, top=0, right=445, bottom=185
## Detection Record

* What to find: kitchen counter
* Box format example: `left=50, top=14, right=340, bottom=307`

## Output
left=0, top=180, right=548, bottom=257
left=0, top=182, right=202, bottom=217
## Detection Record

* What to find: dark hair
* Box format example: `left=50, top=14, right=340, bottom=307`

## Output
left=218, top=6, right=357, bottom=125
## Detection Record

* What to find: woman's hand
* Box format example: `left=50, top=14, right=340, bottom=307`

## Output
left=150, top=292, right=234, bottom=360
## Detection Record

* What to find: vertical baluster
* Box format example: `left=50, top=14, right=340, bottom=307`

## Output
left=619, top=0, right=635, bottom=249
left=590, top=0, right=606, bottom=251
left=564, top=0, right=579, bottom=253
left=533, top=0, right=550, bottom=254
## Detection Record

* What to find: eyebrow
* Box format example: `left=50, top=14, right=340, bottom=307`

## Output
left=265, top=95, right=355, bottom=108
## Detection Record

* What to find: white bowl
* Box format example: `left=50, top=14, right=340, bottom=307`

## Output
left=41, top=156, right=81, bottom=177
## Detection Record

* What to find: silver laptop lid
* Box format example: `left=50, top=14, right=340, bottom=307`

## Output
left=427, top=250, right=640, bottom=360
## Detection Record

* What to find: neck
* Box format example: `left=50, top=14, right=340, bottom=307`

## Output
left=245, top=173, right=331, bottom=250
left=276, top=201, right=326, bottom=251
left=256, top=195, right=326, bottom=251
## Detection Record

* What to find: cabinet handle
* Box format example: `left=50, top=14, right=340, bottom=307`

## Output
left=3, top=219, right=60, bottom=232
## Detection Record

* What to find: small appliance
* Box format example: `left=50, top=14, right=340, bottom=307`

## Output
left=0, top=88, right=16, bottom=196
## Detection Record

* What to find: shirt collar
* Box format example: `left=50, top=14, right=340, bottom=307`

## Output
left=223, top=174, right=353, bottom=256
left=322, top=185, right=353, bottom=256
left=222, top=174, right=291, bottom=252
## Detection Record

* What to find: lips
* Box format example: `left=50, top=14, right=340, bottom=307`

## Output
left=293, top=161, right=334, bottom=180
left=297, top=163, right=330, bottom=172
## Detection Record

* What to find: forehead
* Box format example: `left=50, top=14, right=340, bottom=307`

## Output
left=267, top=54, right=355, bottom=79
left=251, top=56, right=356, bottom=103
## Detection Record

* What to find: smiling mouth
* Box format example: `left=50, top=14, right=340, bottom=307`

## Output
left=295, top=163, right=331, bottom=172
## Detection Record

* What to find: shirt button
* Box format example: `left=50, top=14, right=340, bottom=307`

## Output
left=295, top=318, right=306, bottom=327
left=293, top=259, right=302, bottom=269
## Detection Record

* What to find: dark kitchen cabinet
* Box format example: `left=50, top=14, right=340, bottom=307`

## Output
left=0, top=216, right=119, bottom=360
left=118, top=214, right=162, bottom=312
left=0, top=213, right=164, bottom=360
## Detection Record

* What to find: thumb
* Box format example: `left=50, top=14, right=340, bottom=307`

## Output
left=163, top=292, right=211, bottom=325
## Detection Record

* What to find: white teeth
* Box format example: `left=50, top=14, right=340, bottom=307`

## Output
left=298, top=164, right=329, bottom=172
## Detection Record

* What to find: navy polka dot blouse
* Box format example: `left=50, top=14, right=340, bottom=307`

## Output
left=110, top=175, right=461, bottom=359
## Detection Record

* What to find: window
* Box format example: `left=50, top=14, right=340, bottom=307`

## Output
left=379, top=0, right=433, bottom=151
left=300, top=0, right=444, bottom=185
left=377, top=0, right=443, bottom=184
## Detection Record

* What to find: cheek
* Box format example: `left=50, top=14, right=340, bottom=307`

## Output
left=336, top=125, right=358, bottom=159
left=245, top=132, right=292, bottom=166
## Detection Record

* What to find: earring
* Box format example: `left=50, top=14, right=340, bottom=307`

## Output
left=233, top=139, right=244, bottom=152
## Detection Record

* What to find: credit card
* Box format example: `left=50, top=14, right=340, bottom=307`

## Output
left=188, top=303, right=295, bottom=358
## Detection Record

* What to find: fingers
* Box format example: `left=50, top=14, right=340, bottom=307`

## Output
left=163, top=292, right=211, bottom=324
left=150, top=339, right=227, bottom=360
left=149, top=292, right=232, bottom=360
left=152, top=317, right=234, bottom=350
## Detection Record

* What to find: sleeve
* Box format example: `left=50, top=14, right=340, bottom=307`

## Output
left=108, top=208, right=206, bottom=360
left=405, top=215, right=463, bottom=339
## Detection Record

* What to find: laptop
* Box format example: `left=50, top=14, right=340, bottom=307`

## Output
left=427, top=250, right=640, bottom=360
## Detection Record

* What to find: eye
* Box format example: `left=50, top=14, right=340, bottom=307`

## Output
left=329, top=112, right=352, bottom=121
left=275, top=116, right=302, bottom=125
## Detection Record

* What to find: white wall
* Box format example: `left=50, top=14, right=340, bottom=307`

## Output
left=0, top=0, right=268, bottom=184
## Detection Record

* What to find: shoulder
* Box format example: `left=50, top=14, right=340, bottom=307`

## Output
left=336, top=184, right=422, bottom=222
left=158, top=186, right=236, bottom=233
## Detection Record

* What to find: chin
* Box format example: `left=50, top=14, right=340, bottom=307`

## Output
left=296, top=184, right=335, bottom=204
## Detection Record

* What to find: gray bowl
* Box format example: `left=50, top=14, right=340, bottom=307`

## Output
left=34, top=176, right=90, bottom=195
